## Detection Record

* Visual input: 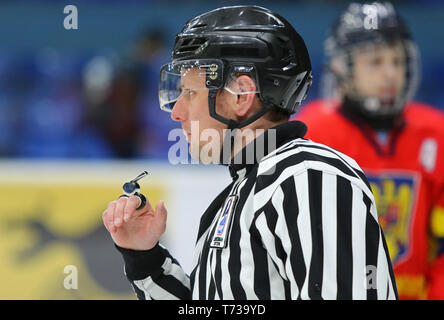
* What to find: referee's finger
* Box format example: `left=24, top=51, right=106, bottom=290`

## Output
left=102, top=201, right=117, bottom=233
left=123, top=194, right=152, bottom=222
left=114, top=196, right=128, bottom=227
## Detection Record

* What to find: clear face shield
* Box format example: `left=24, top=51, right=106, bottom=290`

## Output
left=158, top=59, right=260, bottom=114
left=321, top=39, right=420, bottom=116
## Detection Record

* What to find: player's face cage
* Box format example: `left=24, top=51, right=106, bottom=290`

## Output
left=322, top=38, right=420, bottom=117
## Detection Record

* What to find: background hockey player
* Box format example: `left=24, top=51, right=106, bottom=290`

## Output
left=295, top=1, right=444, bottom=299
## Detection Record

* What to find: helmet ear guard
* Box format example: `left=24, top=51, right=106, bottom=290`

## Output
left=279, top=71, right=313, bottom=114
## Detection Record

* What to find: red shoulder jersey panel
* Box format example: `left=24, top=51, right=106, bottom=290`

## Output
left=294, top=100, right=444, bottom=299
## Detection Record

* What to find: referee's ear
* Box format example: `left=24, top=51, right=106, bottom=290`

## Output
left=233, top=75, right=257, bottom=118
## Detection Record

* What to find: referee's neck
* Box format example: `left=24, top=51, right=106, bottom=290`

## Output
left=230, top=118, right=287, bottom=162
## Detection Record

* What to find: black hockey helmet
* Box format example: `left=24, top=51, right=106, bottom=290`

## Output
left=159, top=5, right=312, bottom=129
left=322, top=2, right=420, bottom=120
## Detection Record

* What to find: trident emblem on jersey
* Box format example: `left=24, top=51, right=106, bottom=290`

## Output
left=367, top=172, right=418, bottom=266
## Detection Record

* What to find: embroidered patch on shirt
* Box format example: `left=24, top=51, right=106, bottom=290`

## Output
left=210, top=195, right=238, bottom=249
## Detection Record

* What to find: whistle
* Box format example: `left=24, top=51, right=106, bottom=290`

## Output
left=121, top=170, right=149, bottom=210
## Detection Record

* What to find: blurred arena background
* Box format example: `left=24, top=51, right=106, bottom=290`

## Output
left=0, top=0, right=443, bottom=299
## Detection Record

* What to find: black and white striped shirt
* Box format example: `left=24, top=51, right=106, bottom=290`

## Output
left=116, top=121, right=398, bottom=300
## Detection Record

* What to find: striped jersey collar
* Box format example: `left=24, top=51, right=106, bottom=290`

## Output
left=228, top=120, right=308, bottom=179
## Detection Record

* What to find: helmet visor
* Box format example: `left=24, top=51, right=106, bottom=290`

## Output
left=158, top=59, right=224, bottom=112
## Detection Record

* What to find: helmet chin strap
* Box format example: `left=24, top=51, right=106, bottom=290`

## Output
left=206, top=89, right=271, bottom=165
left=220, top=120, right=239, bottom=165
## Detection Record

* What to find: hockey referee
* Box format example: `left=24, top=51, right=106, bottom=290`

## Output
left=102, top=5, right=398, bottom=300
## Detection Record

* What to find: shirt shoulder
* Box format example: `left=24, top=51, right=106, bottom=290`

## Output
left=255, top=137, right=372, bottom=198
left=404, top=102, right=444, bottom=134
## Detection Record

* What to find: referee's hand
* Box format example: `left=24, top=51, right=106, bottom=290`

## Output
left=102, top=195, right=167, bottom=251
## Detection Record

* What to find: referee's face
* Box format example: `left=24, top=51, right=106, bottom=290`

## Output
left=171, top=67, right=234, bottom=163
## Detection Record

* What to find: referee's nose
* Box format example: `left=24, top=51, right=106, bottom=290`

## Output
left=171, top=96, right=187, bottom=122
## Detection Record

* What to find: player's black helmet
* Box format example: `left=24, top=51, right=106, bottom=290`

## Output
left=322, top=2, right=420, bottom=121
left=326, top=2, right=413, bottom=56
left=159, top=5, right=312, bottom=128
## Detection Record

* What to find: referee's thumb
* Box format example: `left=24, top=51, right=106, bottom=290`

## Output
left=155, top=200, right=167, bottom=219
left=154, top=200, right=167, bottom=234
